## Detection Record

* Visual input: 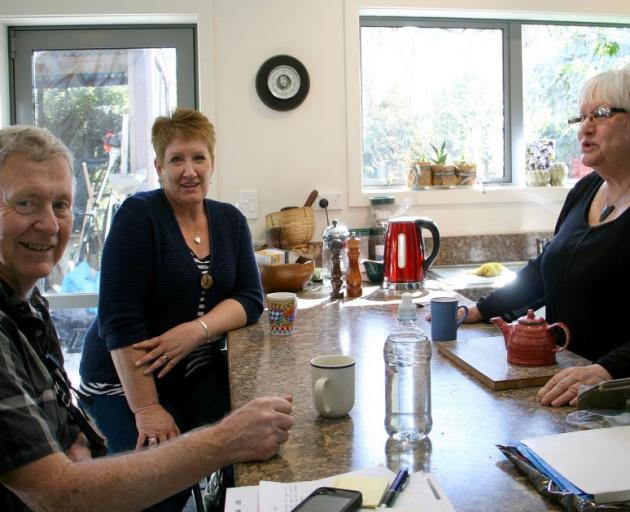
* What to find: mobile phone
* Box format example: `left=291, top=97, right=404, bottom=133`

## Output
left=290, top=487, right=362, bottom=512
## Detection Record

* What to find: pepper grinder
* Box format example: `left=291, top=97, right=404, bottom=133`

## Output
left=345, top=236, right=362, bottom=298
left=330, top=238, right=344, bottom=299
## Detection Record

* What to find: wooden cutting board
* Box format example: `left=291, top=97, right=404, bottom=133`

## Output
left=437, top=336, right=592, bottom=391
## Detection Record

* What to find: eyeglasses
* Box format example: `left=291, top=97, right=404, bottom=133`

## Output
left=567, top=106, right=628, bottom=126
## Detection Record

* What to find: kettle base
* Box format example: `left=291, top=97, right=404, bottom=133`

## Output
left=383, top=280, right=425, bottom=290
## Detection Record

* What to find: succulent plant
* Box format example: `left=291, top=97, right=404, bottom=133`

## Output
left=430, top=141, right=448, bottom=165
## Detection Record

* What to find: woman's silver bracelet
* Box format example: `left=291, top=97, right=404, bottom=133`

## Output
left=195, top=318, right=210, bottom=343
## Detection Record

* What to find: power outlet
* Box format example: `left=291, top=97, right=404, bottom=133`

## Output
left=238, top=189, right=258, bottom=219
left=317, top=192, right=342, bottom=211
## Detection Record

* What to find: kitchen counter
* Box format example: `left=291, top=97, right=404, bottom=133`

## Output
left=227, top=281, right=575, bottom=511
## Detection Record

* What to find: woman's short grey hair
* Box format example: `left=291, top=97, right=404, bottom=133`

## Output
left=0, top=125, right=74, bottom=172
left=579, top=64, right=630, bottom=112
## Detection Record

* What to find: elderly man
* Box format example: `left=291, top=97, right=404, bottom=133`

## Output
left=0, top=126, right=293, bottom=511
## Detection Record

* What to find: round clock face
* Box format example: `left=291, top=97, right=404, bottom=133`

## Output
left=268, top=65, right=301, bottom=99
left=256, top=55, right=310, bottom=111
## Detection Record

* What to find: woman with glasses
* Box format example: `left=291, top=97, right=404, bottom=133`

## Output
left=463, top=65, right=630, bottom=406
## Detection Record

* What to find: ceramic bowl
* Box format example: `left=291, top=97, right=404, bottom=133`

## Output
left=259, top=259, right=315, bottom=293
left=363, top=260, right=384, bottom=283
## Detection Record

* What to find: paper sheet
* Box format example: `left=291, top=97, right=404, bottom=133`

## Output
left=226, top=465, right=454, bottom=512
left=225, top=485, right=258, bottom=512
left=333, top=475, right=390, bottom=507
left=258, top=477, right=334, bottom=511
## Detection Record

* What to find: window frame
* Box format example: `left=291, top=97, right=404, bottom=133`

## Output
left=345, top=5, right=630, bottom=208
left=360, top=16, right=514, bottom=186
left=8, top=24, right=198, bottom=309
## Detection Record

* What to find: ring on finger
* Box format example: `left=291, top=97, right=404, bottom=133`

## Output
left=148, top=437, right=158, bottom=444
left=161, top=354, right=169, bottom=363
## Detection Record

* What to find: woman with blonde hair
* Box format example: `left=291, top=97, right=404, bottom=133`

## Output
left=79, top=108, right=263, bottom=510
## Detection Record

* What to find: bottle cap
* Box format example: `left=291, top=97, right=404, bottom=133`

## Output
left=398, top=292, right=417, bottom=321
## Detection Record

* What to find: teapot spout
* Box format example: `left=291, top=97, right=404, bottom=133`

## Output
left=490, top=316, right=510, bottom=347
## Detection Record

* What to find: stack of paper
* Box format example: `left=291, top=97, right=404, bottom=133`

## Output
left=225, top=465, right=455, bottom=511
left=521, top=425, right=630, bottom=504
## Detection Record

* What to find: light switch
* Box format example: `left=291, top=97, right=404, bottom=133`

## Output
left=239, top=189, right=258, bottom=220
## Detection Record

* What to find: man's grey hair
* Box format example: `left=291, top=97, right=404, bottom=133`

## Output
left=0, top=125, right=74, bottom=172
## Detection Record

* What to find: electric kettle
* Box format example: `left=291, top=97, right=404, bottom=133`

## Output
left=383, top=217, right=440, bottom=290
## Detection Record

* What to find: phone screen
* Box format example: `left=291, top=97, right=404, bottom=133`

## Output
left=294, top=493, right=355, bottom=512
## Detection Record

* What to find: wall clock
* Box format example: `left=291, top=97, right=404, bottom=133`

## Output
left=256, top=55, right=310, bottom=111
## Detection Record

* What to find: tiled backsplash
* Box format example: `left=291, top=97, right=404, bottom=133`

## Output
left=428, top=232, right=553, bottom=266
left=274, top=232, right=554, bottom=268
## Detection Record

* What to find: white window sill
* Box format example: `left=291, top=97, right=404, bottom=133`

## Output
left=354, top=183, right=572, bottom=207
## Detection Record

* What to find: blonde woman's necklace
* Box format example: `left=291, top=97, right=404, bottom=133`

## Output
left=600, top=180, right=630, bottom=222
left=194, top=232, right=201, bottom=244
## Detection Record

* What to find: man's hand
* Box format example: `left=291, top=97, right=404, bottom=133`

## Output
left=65, top=433, right=92, bottom=462
left=221, top=396, right=294, bottom=462
left=537, top=364, right=612, bottom=407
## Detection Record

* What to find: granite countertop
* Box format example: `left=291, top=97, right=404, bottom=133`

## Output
left=227, top=281, right=573, bottom=511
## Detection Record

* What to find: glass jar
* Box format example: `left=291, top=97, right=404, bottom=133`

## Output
left=370, top=196, right=396, bottom=229
left=349, top=228, right=370, bottom=261
left=369, top=226, right=385, bottom=261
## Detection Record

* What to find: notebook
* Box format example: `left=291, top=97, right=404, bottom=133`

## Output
left=521, top=425, right=630, bottom=504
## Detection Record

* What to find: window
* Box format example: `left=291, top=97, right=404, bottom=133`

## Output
left=10, top=25, right=197, bottom=305
left=522, top=24, right=630, bottom=179
left=360, top=17, right=630, bottom=190
left=9, top=26, right=196, bottom=366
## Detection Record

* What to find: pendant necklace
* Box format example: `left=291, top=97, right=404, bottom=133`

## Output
left=194, top=231, right=201, bottom=244
left=599, top=180, right=630, bottom=222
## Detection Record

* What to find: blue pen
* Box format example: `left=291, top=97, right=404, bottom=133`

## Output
left=379, top=468, right=409, bottom=508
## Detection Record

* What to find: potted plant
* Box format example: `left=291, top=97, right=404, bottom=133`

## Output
left=430, top=141, right=456, bottom=186
left=406, top=146, right=432, bottom=188
left=455, top=155, right=477, bottom=186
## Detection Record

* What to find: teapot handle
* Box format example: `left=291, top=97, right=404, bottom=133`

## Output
left=415, top=218, right=440, bottom=273
left=547, top=322, right=570, bottom=352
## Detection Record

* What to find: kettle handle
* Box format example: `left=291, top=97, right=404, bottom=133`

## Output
left=547, top=322, right=571, bottom=352
left=415, top=218, right=440, bottom=273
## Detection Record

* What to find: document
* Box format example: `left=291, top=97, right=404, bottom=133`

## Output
left=521, top=425, right=630, bottom=504
left=224, top=465, right=454, bottom=512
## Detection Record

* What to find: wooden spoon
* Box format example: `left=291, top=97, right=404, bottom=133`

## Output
left=303, top=189, right=318, bottom=207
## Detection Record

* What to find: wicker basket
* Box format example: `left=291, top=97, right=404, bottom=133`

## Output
left=265, top=207, right=315, bottom=248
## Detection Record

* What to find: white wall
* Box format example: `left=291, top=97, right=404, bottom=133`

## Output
left=2, top=0, right=630, bottom=243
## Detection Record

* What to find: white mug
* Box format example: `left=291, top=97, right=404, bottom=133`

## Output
left=310, top=355, right=355, bottom=418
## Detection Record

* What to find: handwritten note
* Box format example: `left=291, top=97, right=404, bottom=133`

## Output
left=258, top=477, right=334, bottom=511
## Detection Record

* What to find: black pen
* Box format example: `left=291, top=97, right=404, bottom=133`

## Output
left=379, top=468, right=409, bottom=508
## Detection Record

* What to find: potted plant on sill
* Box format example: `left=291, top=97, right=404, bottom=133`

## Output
left=430, top=141, right=456, bottom=186
left=455, top=156, right=477, bottom=186
left=406, top=147, right=432, bottom=189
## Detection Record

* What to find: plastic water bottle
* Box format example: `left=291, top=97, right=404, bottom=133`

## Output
left=384, top=292, right=432, bottom=441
